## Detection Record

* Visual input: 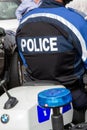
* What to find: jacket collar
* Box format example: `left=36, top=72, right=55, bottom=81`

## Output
left=40, top=0, right=64, bottom=8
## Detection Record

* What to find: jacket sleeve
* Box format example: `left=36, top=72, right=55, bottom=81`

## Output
left=15, top=0, right=41, bottom=21
left=15, top=2, right=27, bottom=21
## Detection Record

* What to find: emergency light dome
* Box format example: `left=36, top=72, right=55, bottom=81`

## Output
left=38, top=88, right=72, bottom=108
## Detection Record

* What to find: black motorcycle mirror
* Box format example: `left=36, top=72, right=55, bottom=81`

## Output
left=0, top=71, right=18, bottom=109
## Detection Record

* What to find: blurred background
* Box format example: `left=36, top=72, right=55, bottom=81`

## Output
left=66, top=0, right=87, bottom=16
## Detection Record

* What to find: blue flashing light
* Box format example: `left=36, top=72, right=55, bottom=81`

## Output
left=38, top=88, right=72, bottom=108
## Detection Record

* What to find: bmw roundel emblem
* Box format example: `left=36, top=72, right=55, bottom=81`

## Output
left=1, top=114, right=9, bottom=123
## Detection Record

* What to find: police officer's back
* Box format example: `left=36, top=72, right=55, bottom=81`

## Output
left=16, top=0, right=87, bottom=111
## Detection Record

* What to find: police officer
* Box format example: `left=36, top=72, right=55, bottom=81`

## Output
left=16, top=0, right=87, bottom=121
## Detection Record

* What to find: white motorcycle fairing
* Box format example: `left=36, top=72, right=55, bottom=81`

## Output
left=0, top=85, right=73, bottom=130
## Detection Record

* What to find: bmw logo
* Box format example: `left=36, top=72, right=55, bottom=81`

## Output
left=1, top=114, right=9, bottom=123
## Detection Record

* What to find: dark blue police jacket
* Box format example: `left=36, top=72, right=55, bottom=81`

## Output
left=16, top=4, right=87, bottom=90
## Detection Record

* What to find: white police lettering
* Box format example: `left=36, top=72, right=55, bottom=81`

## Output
left=21, top=37, right=58, bottom=52
left=50, top=38, right=58, bottom=51
left=27, top=39, right=34, bottom=52
left=43, top=38, right=49, bottom=51
left=21, top=39, right=26, bottom=52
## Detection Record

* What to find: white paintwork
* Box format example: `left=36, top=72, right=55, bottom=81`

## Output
left=0, top=19, right=19, bottom=32
left=0, top=85, right=73, bottom=130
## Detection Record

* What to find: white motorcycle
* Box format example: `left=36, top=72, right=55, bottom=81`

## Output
left=0, top=81, right=87, bottom=130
